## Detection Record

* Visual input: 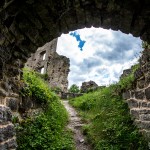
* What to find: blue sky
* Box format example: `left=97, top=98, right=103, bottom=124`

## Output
left=70, top=32, right=86, bottom=51
left=56, top=27, right=142, bottom=88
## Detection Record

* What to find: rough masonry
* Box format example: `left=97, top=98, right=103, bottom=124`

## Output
left=26, top=38, right=70, bottom=92
left=0, top=0, right=150, bottom=149
left=80, top=80, right=98, bottom=93
left=123, top=48, right=150, bottom=140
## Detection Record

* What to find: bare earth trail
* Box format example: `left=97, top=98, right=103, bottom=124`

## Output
left=62, top=100, right=91, bottom=150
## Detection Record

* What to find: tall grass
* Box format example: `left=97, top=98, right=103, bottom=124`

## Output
left=70, top=83, right=148, bottom=149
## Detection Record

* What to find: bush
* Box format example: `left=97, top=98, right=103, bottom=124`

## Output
left=69, top=84, right=80, bottom=93
left=17, top=68, right=74, bottom=150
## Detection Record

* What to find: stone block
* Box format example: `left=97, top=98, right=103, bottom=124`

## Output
left=137, top=79, right=145, bottom=89
left=139, top=101, right=147, bottom=107
left=130, top=109, right=139, bottom=119
left=130, top=90, right=135, bottom=98
left=6, top=67, right=20, bottom=77
left=145, top=73, right=150, bottom=87
left=135, top=90, right=144, bottom=99
left=139, top=109, right=150, bottom=114
left=147, top=103, right=150, bottom=108
left=0, top=106, right=12, bottom=124
left=6, top=97, right=18, bottom=111
left=0, top=87, right=8, bottom=97
left=0, top=81, right=10, bottom=92
left=0, top=124, right=15, bottom=142
left=127, top=99, right=138, bottom=108
left=134, top=68, right=144, bottom=80
left=145, top=87, right=150, bottom=100
left=141, top=64, right=149, bottom=73
left=140, top=121, right=150, bottom=129
left=0, top=143, right=7, bottom=150
left=8, top=93, right=19, bottom=98
left=6, top=138, right=17, bottom=149
left=122, top=91, right=130, bottom=99
left=140, top=114, right=150, bottom=121
left=0, top=138, right=17, bottom=150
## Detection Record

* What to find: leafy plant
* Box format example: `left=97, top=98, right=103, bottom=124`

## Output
left=17, top=68, right=74, bottom=150
left=69, top=84, right=80, bottom=93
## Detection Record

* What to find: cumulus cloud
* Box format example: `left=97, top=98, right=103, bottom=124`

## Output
left=57, top=27, right=142, bottom=88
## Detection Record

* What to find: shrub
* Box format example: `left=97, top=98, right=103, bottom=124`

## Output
left=69, top=84, right=80, bottom=93
left=16, top=68, right=74, bottom=150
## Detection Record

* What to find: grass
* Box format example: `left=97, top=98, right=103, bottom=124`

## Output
left=16, top=68, right=75, bottom=150
left=69, top=65, right=148, bottom=150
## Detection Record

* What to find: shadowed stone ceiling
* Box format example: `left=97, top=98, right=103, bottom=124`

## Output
left=0, top=0, right=150, bottom=67
left=0, top=1, right=150, bottom=149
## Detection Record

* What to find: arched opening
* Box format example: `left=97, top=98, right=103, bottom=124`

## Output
left=0, top=0, right=150, bottom=149
left=57, top=27, right=143, bottom=88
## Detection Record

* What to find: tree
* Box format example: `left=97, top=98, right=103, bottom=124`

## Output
left=69, top=84, right=80, bottom=93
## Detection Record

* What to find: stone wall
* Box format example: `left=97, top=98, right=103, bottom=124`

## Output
left=0, top=0, right=150, bottom=149
left=26, top=39, right=70, bottom=92
left=0, top=105, right=17, bottom=149
left=123, top=48, right=150, bottom=141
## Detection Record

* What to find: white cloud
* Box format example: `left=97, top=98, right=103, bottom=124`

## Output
left=56, top=27, right=142, bottom=88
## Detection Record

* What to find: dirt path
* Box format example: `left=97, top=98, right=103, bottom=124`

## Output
left=62, top=100, right=91, bottom=150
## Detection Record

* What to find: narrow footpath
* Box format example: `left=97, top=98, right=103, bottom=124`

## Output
left=62, top=100, right=91, bottom=150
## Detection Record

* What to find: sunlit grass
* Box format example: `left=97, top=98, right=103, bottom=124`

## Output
left=16, top=68, right=75, bottom=150
left=69, top=65, right=148, bottom=150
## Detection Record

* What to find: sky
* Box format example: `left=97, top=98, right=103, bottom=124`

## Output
left=56, top=27, right=142, bottom=88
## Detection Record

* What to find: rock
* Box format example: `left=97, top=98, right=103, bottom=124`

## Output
left=120, top=69, right=132, bottom=79
left=127, top=99, right=139, bottom=108
left=6, top=97, right=18, bottom=111
left=135, top=90, right=144, bottom=100
left=137, top=79, right=145, bottom=89
left=130, top=109, right=139, bottom=119
left=81, top=81, right=98, bottom=93
left=79, top=139, right=84, bottom=143
left=140, top=114, right=150, bottom=121
left=0, top=106, right=12, bottom=124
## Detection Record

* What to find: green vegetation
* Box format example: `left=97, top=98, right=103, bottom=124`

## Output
left=118, top=64, right=139, bottom=90
left=69, top=65, right=148, bottom=150
left=16, top=68, right=74, bottom=150
left=69, top=84, right=80, bottom=93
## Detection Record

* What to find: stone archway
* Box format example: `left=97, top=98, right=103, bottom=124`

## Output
left=0, top=0, right=150, bottom=149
